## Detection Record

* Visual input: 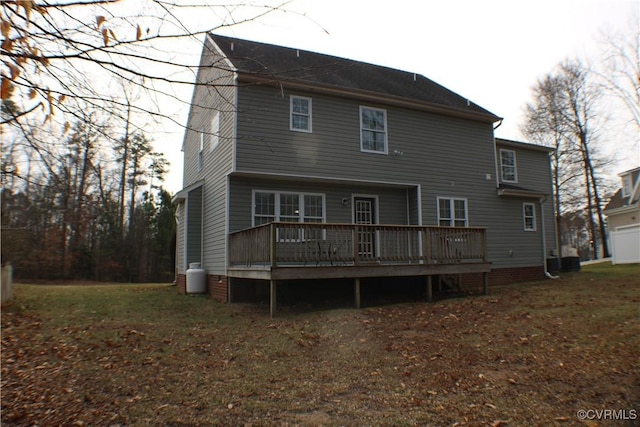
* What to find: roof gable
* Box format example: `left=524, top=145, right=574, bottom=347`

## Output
left=605, top=167, right=640, bottom=212
left=209, top=34, right=500, bottom=123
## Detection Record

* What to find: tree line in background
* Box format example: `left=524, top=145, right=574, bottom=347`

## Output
left=1, top=100, right=176, bottom=282
left=522, top=19, right=639, bottom=260
left=1, top=1, right=289, bottom=282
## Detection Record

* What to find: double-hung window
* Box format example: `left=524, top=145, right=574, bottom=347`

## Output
left=360, top=106, right=387, bottom=154
left=437, top=197, right=468, bottom=227
left=303, top=195, right=324, bottom=223
left=523, top=203, right=536, bottom=231
left=278, top=193, right=301, bottom=241
left=500, top=149, right=517, bottom=182
left=290, top=96, right=312, bottom=132
left=254, top=192, right=275, bottom=226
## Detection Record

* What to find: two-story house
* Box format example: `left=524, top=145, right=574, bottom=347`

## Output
left=174, top=34, right=557, bottom=314
left=604, top=167, right=640, bottom=264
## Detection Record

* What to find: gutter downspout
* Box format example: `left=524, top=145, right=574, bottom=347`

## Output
left=173, top=204, right=182, bottom=285
left=540, top=197, right=559, bottom=279
left=492, top=119, right=503, bottom=189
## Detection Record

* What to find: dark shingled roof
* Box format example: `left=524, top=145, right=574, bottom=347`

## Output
left=604, top=168, right=640, bottom=211
left=209, top=34, right=500, bottom=122
left=605, top=189, right=625, bottom=211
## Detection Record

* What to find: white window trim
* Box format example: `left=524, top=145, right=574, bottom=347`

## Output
left=251, top=190, right=326, bottom=227
left=290, top=95, right=312, bottom=133
left=436, top=197, right=469, bottom=227
left=500, top=149, right=518, bottom=183
left=210, top=111, right=220, bottom=151
left=523, top=202, right=536, bottom=231
left=360, top=105, right=388, bottom=154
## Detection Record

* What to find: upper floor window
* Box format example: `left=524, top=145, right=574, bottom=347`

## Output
left=290, top=96, right=312, bottom=132
left=360, top=106, right=387, bottom=154
left=621, top=174, right=632, bottom=197
left=523, top=203, right=536, bottom=231
left=437, top=197, right=468, bottom=227
left=500, top=149, right=517, bottom=183
left=198, top=130, right=205, bottom=171
left=210, top=111, right=220, bottom=151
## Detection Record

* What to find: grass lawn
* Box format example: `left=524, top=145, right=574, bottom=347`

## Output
left=2, top=263, right=639, bottom=426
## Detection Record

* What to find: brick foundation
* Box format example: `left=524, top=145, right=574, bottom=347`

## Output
left=208, top=275, right=228, bottom=302
left=488, top=265, right=546, bottom=286
left=176, top=273, right=228, bottom=302
left=176, top=274, right=186, bottom=295
left=460, top=265, right=546, bottom=293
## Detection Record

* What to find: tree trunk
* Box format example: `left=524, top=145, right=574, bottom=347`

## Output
left=587, top=161, right=610, bottom=257
left=582, top=153, right=597, bottom=259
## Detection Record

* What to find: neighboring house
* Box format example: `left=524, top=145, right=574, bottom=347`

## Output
left=604, top=167, right=640, bottom=264
left=174, top=34, right=558, bottom=313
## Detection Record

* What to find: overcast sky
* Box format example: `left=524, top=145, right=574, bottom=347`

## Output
left=159, top=0, right=638, bottom=193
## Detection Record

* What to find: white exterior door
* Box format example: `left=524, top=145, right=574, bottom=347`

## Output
left=354, top=197, right=376, bottom=259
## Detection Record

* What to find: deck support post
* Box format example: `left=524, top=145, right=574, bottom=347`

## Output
left=270, top=279, right=277, bottom=317
left=482, top=272, right=489, bottom=295
left=426, top=275, right=433, bottom=302
left=354, top=278, right=361, bottom=309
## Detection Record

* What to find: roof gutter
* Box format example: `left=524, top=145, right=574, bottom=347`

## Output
left=604, top=203, right=639, bottom=216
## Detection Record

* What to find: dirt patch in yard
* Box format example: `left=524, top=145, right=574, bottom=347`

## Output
left=2, top=266, right=639, bottom=426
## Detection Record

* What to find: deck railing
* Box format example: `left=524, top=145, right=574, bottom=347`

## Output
left=229, top=222, right=487, bottom=268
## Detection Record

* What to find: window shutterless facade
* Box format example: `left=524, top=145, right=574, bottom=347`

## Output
left=437, top=197, right=468, bottom=227
left=360, top=106, right=387, bottom=154
left=500, top=149, right=517, bottom=182
left=290, top=96, right=312, bottom=132
left=523, top=202, right=536, bottom=231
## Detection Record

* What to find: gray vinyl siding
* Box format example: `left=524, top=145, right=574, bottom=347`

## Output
left=492, top=142, right=557, bottom=267
left=185, top=186, right=203, bottom=267
left=228, top=176, right=411, bottom=233
left=485, top=198, right=544, bottom=268
left=235, top=86, right=497, bottom=186
left=179, top=35, right=236, bottom=275
left=176, top=203, right=185, bottom=274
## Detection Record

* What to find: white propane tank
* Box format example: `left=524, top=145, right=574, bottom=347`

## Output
left=186, top=262, right=206, bottom=294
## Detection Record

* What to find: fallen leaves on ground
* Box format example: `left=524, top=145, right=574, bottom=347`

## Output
left=2, top=272, right=639, bottom=426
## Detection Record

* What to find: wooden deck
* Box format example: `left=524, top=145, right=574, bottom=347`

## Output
left=228, top=222, right=491, bottom=316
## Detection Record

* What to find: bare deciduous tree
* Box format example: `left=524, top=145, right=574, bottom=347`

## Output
left=1, top=0, right=293, bottom=129
left=594, top=12, right=640, bottom=131
left=522, top=59, right=611, bottom=259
